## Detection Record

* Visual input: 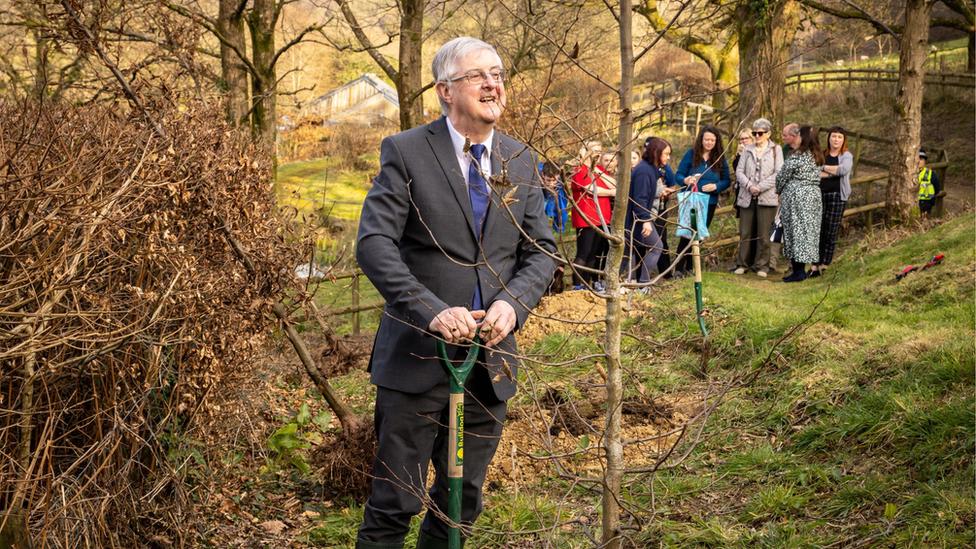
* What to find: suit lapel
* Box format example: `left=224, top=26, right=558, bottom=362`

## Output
left=427, top=117, right=479, bottom=239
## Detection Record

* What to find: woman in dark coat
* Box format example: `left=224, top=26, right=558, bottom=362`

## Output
left=622, top=137, right=675, bottom=285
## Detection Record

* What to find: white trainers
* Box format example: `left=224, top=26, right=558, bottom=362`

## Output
left=733, top=267, right=746, bottom=275
left=756, top=270, right=768, bottom=278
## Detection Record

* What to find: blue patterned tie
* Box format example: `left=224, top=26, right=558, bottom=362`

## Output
left=468, top=143, right=488, bottom=309
left=468, top=144, right=489, bottom=238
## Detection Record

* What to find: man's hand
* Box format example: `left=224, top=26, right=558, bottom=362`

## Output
left=429, top=307, right=484, bottom=343
left=478, top=300, right=517, bottom=348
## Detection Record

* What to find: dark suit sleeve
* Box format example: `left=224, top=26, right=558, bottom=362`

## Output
left=489, top=151, right=557, bottom=330
left=356, top=135, right=447, bottom=330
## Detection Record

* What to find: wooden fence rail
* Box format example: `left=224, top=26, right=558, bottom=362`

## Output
left=786, top=68, right=975, bottom=91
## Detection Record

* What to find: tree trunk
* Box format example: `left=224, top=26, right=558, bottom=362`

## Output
left=968, top=30, right=974, bottom=73
left=736, top=0, right=799, bottom=132
left=635, top=1, right=739, bottom=111
left=1, top=322, right=35, bottom=549
left=888, top=0, right=935, bottom=221
left=218, top=0, right=249, bottom=126
left=710, top=41, right=739, bottom=111
left=247, top=0, right=277, bottom=169
left=602, top=1, right=633, bottom=547
left=0, top=507, right=33, bottom=549
left=397, top=0, right=426, bottom=130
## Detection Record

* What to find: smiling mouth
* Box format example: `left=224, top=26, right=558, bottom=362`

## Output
left=480, top=97, right=497, bottom=103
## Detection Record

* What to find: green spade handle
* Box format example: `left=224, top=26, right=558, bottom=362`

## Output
left=435, top=337, right=481, bottom=549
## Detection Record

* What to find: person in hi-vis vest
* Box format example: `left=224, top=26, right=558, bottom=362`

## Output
left=917, top=150, right=941, bottom=216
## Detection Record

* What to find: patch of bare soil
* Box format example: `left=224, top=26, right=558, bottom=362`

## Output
left=486, top=385, right=706, bottom=493
left=486, top=287, right=705, bottom=491
left=517, top=287, right=661, bottom=347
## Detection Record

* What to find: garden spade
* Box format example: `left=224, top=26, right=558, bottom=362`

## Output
left=435, top=337, right=480, bottom=549
left=690, top=211, right=708, bottom=338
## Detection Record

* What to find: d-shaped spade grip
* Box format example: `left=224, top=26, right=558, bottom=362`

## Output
left=435, top=337, right=481, bottom=549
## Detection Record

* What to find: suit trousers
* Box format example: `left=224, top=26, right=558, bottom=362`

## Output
left=358, top=356, right=506, bottom=544
left=736, top=199, right=777, bottom=272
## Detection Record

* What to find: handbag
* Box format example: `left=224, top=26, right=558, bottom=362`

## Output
left=675, top=191, right=711, bottom=239
left=769, top=218, right=783, bottom=243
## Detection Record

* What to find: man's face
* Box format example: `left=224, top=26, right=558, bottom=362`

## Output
left=919, top=157, right=927, bottom=168
left=781, top=126, right=797, bottom=147
left=436, top=49, right=506, bottom=134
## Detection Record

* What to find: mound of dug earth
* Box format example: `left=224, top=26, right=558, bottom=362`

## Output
left=517, top=288, right=659, bottom=347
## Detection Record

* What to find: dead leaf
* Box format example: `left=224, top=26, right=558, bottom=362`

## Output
left=259, top=520, right=286, bottom=535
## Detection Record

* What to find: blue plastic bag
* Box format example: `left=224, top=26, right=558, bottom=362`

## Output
left=675, top=191, right=710, bottom=239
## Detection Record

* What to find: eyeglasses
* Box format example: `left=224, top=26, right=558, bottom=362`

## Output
left=751, top=131, right=767, bottom=137
left=447, top=69, right=508, bottom=85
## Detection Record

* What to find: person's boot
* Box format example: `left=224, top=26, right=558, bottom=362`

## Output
left=415, top=528, right=464, bottom=549
left=356, top=540, right=404, bottom=549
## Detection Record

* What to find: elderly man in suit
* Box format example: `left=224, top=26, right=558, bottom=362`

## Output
left=354, top=37, right=557, bottom=549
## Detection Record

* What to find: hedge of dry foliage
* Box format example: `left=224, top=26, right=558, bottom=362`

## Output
left=0, top=98, right=306, bottom=547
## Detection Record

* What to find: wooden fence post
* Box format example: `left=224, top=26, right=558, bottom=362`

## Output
left=694, top=105, right=702, bottom=135
left=865, top=180, right=874, bottom=230
left=352, top=273, right=360, bottom=335
left=682, top=105, right=688, bottom=133
left=852, top=132, right=862, bottom=176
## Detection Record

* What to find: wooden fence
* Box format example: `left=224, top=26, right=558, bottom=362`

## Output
left=637, top=100, right=739, bottom=140
left=307, top=124, right=951, bottom=330
left=786, top=68, right=975, bottom=91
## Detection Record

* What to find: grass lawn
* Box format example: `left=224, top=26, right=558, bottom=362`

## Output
left=278, top=158, right=371, bottom=221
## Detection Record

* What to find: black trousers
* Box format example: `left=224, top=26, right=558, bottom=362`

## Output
left=573, top=226, right=609, bottom=286
left=358, top=358, right=506, bottom=544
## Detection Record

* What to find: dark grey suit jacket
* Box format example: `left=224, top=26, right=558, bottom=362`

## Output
left=356, top=116, right=557, bottom=400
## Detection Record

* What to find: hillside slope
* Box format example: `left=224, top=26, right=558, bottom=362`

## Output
left=628, top=213, right=975, bottom=548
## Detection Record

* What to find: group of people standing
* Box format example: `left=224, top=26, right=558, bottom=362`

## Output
left=544, top=120, right=878, bottom=288
left=732, top=121, right=853, bottom=282
left=541, top=126, right=733, bottom=291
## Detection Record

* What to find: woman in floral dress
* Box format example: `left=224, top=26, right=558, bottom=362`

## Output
left=775, top=126, right=824, bottom=283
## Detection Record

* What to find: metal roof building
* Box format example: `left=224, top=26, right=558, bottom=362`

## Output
left=304, top=74, right=400, bottom=125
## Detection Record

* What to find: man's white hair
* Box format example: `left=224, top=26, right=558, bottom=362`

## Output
left=432, top=37, right=502, bottom=114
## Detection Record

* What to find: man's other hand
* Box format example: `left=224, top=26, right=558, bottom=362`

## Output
left=429, top=307, right=483, bottom=343
left=479, top=300, right=517, bottom=348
